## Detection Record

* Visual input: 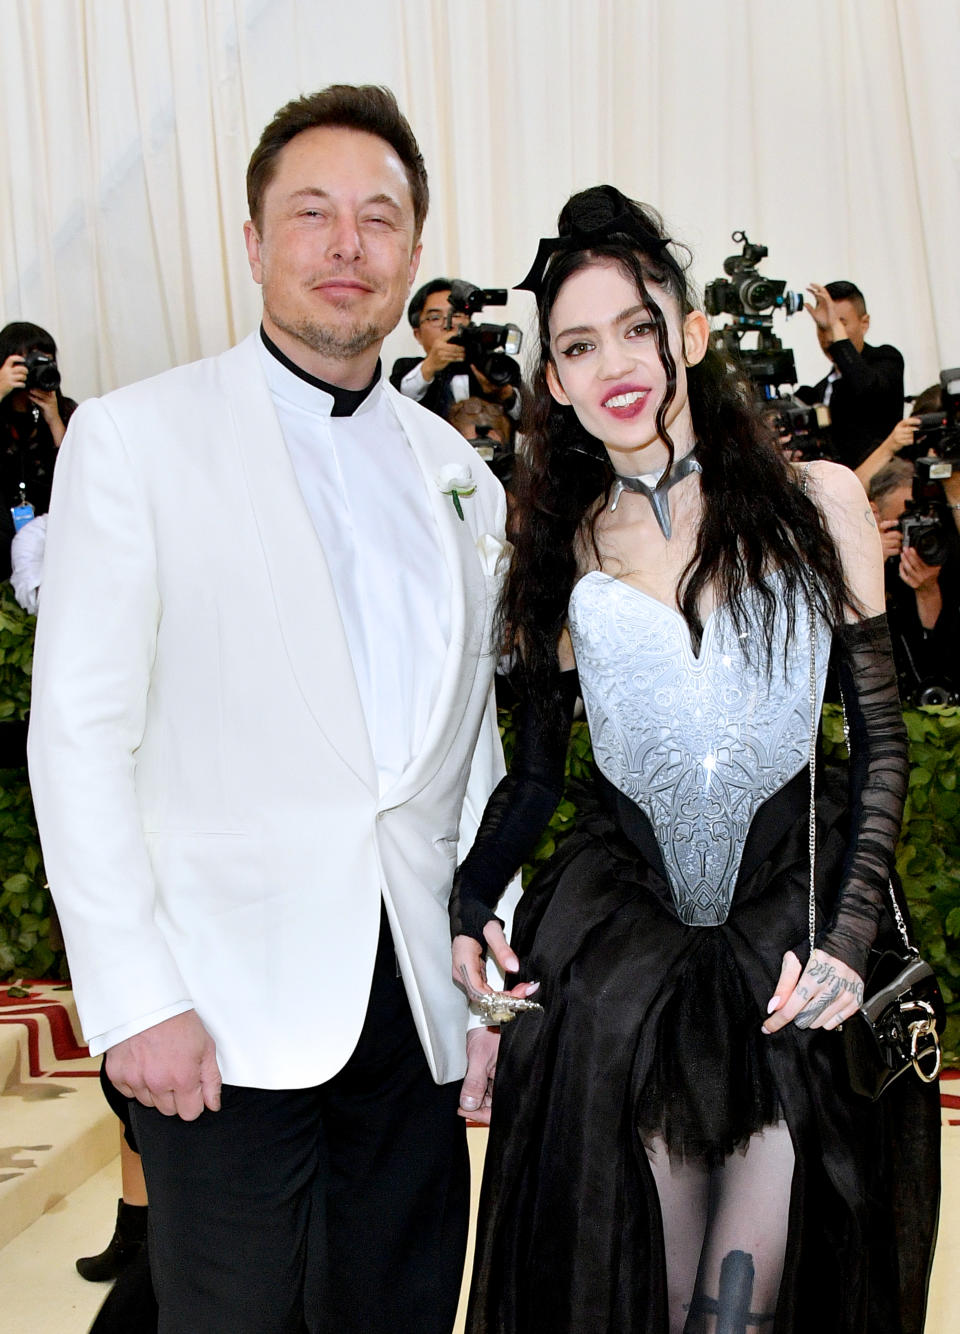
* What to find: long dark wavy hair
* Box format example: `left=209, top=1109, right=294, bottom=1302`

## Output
left=504, top=186, right=853, bottom=724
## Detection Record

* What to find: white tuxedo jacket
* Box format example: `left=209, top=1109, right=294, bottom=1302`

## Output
left=28, top=334, right=518, bottom=1088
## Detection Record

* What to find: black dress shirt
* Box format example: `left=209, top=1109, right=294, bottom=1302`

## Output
left=797, top=339, right=904, bottom=468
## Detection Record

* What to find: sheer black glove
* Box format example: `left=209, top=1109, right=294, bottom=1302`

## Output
left=816, top=614, right=908, bottom=977
left=449, top=670, right=579, bottom=948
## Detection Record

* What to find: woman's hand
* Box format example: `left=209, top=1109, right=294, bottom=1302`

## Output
left=762, top=948, right=864, bottom=1035
left=452, top=921, right=538, bottom=1000
left=0, top=354, right=27, bottom=400
left=453, top=926, right=539, bottom=1125
left=28, top=388, right=66, bottom=444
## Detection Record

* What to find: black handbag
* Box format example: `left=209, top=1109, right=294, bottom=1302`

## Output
left=801, top=567, right=944, bottom=1102
left=842, top=947, right=944, bottom=1100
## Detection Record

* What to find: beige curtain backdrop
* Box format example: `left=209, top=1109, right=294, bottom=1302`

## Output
left=0, top=0, right=957, bottom=403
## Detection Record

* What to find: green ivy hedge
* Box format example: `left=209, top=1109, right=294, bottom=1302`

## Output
left=1, top=579, right=958, bottom=1064
left=0, top=583, right=65, bottom=978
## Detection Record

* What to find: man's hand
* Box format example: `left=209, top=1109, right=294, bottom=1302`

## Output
left=804, top=283, right=846, bottom=346
left=0, top=354, right=27, bottom=400
left=105, top=1009, right=222, bottom=1121
left=459, top=1025, right=500, bottom=1123
left=878, top=516, right=902, bottom=561
left=28, top=387, right=66, bottom=444
left=899, top=544, right=942, bottom=594
left=900, top=544, right=943, bottom=628
left=420, top=331, right=466, bottom=382
left=881, top=416, right=921, bottom=455
left=762, top=948, right=864, bottom=1034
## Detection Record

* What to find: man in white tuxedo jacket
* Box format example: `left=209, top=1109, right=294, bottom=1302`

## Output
left=28, top=86, right=519, bottom=1334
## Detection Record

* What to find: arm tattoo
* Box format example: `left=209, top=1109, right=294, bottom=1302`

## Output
left=864, top=507, right=878, bottom=528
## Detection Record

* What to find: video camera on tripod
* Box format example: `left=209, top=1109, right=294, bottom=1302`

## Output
left=445, top=281, right=523, bottom=389
left=705, top=231, right=826, bottom=457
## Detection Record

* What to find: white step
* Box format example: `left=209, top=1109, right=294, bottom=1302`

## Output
left=0, top=982, right=117, bottom=1249
left=0, top=1155, right=122, bottom=1330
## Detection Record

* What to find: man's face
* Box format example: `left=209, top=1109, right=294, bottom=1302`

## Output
left=819, top=298, right=870, bottom=356
left=414, top=289, right=468, bottom=354
left=874, top=482, right=912, bottom=525
left=244, top=126, right=421, bottom=377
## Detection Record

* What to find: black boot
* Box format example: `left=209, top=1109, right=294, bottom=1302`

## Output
left=76, top=1198, right=148, bottom=1282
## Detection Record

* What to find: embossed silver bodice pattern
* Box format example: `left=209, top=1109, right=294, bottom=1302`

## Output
left=568, top=571, right=831, bottom=926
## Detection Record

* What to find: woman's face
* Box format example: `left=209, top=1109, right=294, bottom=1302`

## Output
left=545, top=259, right=708, bottom=474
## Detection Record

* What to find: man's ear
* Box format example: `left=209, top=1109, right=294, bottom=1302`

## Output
left=413, top=326, right=425, bottom=352
left=861, top=312, right=871, bottom=336
left=681, top=310, right=711, bottom=367
left=243, top=221, right=263, bottom=285
left=408, top=241, right=422, bottom=292
left=545, top=359, right=571, bottom=406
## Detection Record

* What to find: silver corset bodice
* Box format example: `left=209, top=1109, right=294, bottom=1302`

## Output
left=568, top=571, right=831, bottom=926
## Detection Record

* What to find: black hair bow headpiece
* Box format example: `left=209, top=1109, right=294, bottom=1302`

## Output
left=515, top=209, right=671, bottom=298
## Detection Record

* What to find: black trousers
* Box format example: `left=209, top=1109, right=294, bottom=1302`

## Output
left=127, top=912, right=470, bottom=1334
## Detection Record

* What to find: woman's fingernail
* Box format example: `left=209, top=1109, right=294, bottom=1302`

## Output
left=767, top=996, right=781, bottom=1014
left=525, top=981, right=540, bottom=995
left=461, top=1096, right=478, bottom=1110
left=761, top=1024, right=771, bottom=1035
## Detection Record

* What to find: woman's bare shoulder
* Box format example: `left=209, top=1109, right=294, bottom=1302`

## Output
left=793, top=458, right=866, bottom=509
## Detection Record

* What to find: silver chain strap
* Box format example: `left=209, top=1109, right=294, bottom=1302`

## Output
left=806, top=596, right=818, bottom=958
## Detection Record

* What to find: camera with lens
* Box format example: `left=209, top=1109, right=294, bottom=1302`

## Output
left=896, top=368, right=960, bottom=567
left=914, top=679, right=959, bottom=708
left=22, top=350, right=61, bottom=393
left=762, top=396, right=830, bottom=461
left=899, top=458, right=957, bottom=568
left=900, top=367, right=960, bottom=464
left=704, top=232, right=804, bottom=324
left=472, top=423, right=514, bottom=484
left=445, top=281, right=523, bottom=389
left=706, top=231, right=824, bottom=457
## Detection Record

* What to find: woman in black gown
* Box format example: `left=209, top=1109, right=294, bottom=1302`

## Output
left=450, top=187, right=940, bottom=1333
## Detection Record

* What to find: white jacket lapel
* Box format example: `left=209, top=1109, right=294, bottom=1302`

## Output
left=218, top=338, right=376, bottom=794
left=383, top=387, right=492, bottom=807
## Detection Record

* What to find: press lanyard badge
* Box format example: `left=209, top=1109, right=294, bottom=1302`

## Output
left=11, top=482, right=35, bottom=532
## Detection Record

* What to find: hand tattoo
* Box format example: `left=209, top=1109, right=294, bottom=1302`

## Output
left=795, top=956, right=863, bottom=1027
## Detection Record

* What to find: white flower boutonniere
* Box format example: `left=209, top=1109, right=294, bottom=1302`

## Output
left=436, top=463, right=477, bottom=521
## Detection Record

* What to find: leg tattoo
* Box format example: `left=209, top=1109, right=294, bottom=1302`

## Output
left=686, top=1251, right=776, bottom=1333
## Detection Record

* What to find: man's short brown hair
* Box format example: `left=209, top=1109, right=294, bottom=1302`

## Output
left=246, top=84, right=428, bottom=238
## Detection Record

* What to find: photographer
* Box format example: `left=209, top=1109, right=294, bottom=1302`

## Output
left=390, top=278, right=522, bottom=426
left=0, top=322, right=76, bottom=528
left=447, top=396, right=514, bottom=484
left=797, top=281, right=904, bottom=468
left=854, top=384, right=947, bottom=492
left=869, top=457, right=960, bottom=704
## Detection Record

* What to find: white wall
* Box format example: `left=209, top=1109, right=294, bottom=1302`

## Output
left=0, top=0, right=957, bottom=403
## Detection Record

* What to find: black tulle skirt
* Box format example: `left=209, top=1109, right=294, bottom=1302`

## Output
left=467, top=773, right=941, bottom=1334
left=634, top=928, right=781, bottom=1167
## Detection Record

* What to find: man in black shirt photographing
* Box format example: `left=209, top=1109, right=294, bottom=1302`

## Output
left=797, top=280, right=904, bottom=468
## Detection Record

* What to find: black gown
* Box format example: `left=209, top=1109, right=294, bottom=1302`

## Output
left=452, top=582, right=940, bottom=1334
